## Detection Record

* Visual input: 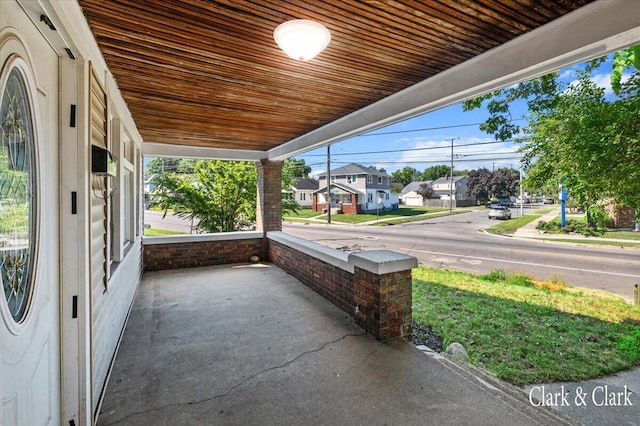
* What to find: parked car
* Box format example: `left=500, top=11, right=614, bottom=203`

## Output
left=488, top=205, right=511, bottom=220
left=543, top=198, right=555, bottom=204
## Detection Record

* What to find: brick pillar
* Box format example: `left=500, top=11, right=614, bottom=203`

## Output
left=256, top=159, right=283, bottom=233
left=349, top=251, right=417, bottom=342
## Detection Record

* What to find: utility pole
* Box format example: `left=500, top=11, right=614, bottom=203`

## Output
left=519, top=160, right=524, bottom=218
left=326, top=144, right=331, bottom=224
left=447, top=137, right=458, bottom=212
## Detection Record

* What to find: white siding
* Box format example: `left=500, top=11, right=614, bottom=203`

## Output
left=91, top=244, right=142, bottom=409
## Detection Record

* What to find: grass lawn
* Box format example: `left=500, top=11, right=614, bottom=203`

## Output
left=285, top=209, right=324, bottom=219
left=531, top=207, right=557, bottom=215
left=333, top=206, right=448, bottom=224
left=283, top=206, right=452, bottom=225
left=603, top=230, right=640, bottom=241
left=485, top=215, right=541, bottom=235
left=143, top=228, right=187, bottom=236
left=412, top=267, right=640, bottom=386
left=537, top=238, right=640, bottom=248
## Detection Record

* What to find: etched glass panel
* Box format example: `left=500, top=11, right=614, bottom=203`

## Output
left=0, top=68, right=36, bottom=322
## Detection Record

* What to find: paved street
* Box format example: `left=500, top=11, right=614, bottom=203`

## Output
left=144, top=208, right=639, bottom=300
left=283, top=209, right=640, bottom=300
left=144, top=210, right=194, bottom=233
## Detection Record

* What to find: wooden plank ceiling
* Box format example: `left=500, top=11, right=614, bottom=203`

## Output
left=79, top=0, right=593, bottom=152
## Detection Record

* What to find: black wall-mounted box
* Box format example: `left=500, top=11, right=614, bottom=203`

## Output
left=91, top=145, right=117, bottom=176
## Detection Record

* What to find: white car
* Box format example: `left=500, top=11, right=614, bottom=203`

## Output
left=488, top=205, right=511, bottom=220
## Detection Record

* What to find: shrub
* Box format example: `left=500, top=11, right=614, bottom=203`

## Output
left=536, top=219, right=604, bottom=236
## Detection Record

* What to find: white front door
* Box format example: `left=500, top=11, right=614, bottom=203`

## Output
left=1, top=3, right=61, bottom=424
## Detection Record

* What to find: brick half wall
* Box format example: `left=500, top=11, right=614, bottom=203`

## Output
left=268, top=232, right=417, bottom=342
left=269, top=239, right=355, bottom=314
left=143, top=232, right=265, bottom=271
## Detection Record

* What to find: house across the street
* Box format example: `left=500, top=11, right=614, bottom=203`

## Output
left=287, top=177, right=319, bottom=208
left=400, top=177, right=476, bottom=207
left=313, top=163, right=396, bottom=214
left=400, top=181, right=433, bottom=206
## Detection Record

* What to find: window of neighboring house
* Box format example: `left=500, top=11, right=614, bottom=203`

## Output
left=367, top=175, right=372, bottom=183
left=367, top=193, right=373, bottom=203
left=377, top=176, right=382, bottom=184
left=385, top=193, right=389, bottom=200
left=300, top=193, right=306, bottom=201
left=330, top=176, right=336, bottom=183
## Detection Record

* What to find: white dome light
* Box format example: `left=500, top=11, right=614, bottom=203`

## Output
left=273, top=19, right=331, bottom=61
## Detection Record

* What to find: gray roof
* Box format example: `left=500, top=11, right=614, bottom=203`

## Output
left=313, top=182, right=361, bottom=195
left=317, top=163, right=389, bottom=178
left=291, top=177, right=318, bottom=190
left=432, top=176, right=467, bottom=184
left=400, top=181, right=432, bottom=195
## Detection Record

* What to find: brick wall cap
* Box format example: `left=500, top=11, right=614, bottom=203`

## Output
left=143, top=231, right=263, bottom=245
left=267, top=231, right=353, bottom=273
left=349, top=250, right=418, bottom=274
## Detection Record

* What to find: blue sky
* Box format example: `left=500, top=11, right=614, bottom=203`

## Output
left=295, top=57, right=621, bottom=178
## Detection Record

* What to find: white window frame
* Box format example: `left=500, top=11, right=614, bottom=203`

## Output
left=367, top=175, right=373, bottom=183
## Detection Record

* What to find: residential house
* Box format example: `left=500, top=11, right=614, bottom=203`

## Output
left=288, top=177, right=318, bottom=208
left=400, top=181, right=433, bottom=206
left=431, top=176, right=476, bottom=207
left=1, top=0, right=633, bottom=424
left=313, top=164, right=394, bottom=213
left=143, top=174, right=157, bottom=208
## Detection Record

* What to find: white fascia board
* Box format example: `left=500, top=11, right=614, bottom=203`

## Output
left=45, top=0, right=143, bottom=145
left=142, top=142, right=266, bottom=161
left=268, top=0, right=640, bottom=160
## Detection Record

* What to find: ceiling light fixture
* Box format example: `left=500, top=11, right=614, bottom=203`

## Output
left=273, top=19, right=331, bottom=61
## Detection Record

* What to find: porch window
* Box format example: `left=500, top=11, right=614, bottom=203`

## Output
left=0, top=66, right=37, bottom=323
left=367, top=193, right=373, bottom=203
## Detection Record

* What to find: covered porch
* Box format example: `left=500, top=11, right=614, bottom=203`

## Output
left=97, top=261, right=568, bottom=426
left=3, top=0, right=640, bottom=424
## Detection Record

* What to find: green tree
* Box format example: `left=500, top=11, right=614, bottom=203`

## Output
left=421, top=165, right=450, bottom=181
left=490, top=168, right=519, bottom=199
left=153, top=160, right=257, bottom=233
left=466, top=168, right=492, bottom=205
left=463, top=56, right=640, bottom=222
left=286, top=158, right=311, bottom=177
left=524, top=69, right=640, bottom=220
left=391, top=166, right=419, bottom=186
left=611, top=45, right=640, bottom=95
left=281, top=160, right=300, bottom=215
left=153, top=159, right=298, bottom=233
left=146, top=157, right=197, bottom=175
left=416, top=182, right=433, bottom=202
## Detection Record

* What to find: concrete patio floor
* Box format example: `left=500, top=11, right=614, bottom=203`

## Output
left=97, top=263, right=574, bottom=425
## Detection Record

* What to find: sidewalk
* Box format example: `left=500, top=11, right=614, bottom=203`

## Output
left=513, top=208, right=638, bottom=244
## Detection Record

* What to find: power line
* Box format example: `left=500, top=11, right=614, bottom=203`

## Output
left=357, top=119, right=526, bottom=137
left=326, top=156, right=523, bottom=166
left=299, top=139, right=517, bottom=157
